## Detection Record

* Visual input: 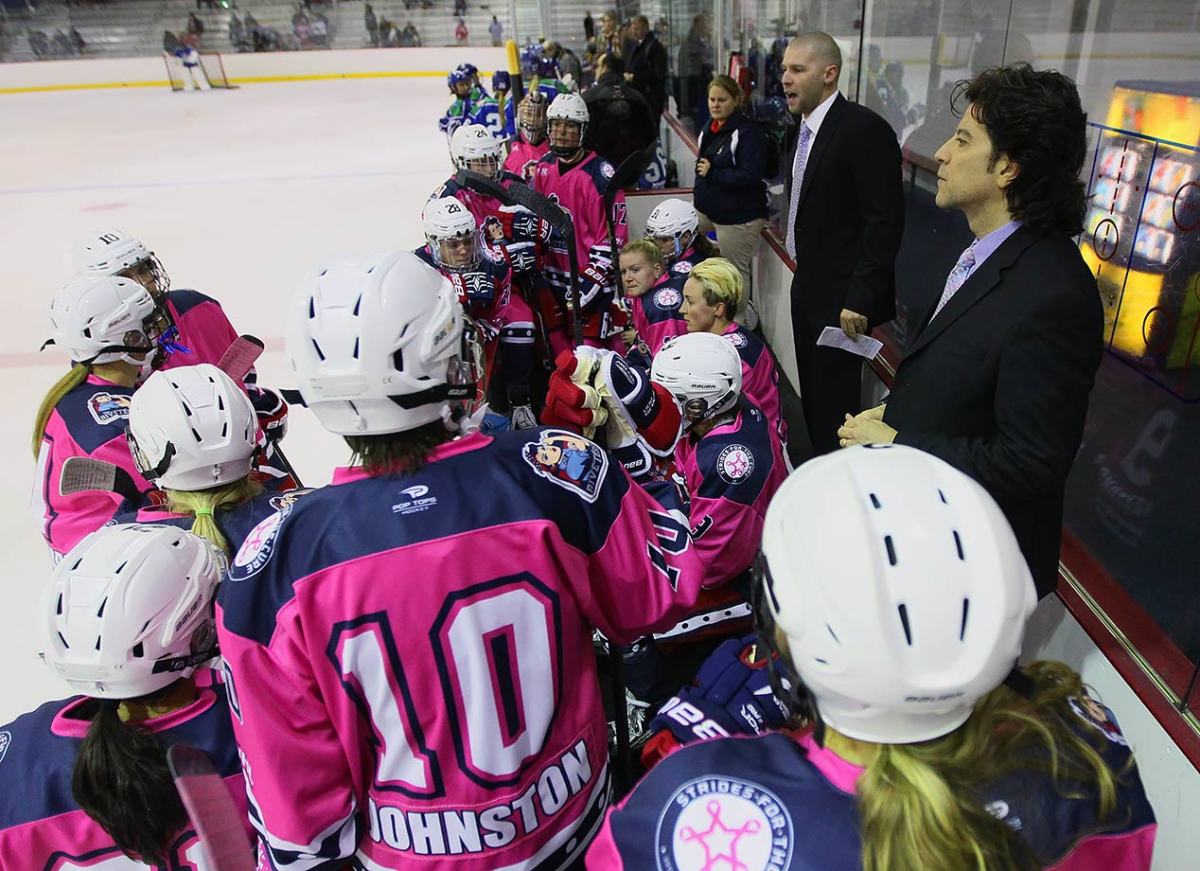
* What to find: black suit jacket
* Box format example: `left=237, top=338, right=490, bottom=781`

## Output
left=785, top=94, right=904, bottom=330
left=625, top=33, right=668, bottom=118
left=884, top=226, right=1104, bottom=597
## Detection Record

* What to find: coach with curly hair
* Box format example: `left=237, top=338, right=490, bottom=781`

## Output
left=839, top=63, right=1104, bottom=599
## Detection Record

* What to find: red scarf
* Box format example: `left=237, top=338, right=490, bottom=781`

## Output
left=709, top=117, right=728, bottom=134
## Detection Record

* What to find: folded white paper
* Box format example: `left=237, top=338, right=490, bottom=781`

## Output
left=816, top=326, right=884, bottom=359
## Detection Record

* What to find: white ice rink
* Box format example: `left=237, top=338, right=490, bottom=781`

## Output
left=0, top=77, right=456, bottom=723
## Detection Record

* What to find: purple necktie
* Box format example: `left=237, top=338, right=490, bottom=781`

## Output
left=785, top=121, right=812, bottom=259
left=930, top=243, right=977, bottom=321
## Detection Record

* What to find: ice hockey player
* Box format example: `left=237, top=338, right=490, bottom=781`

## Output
left=0, top=524, right=247, bottom=867
left=644, top=198, right=714, bottom=279
left=588, top=444, right=1157, bottom=871
left=619, top=239, right=688, bottom=361
left=532, top=92, right=628, bottom=356
left=417, top=197, right=537, bottom=429
left=216, top=251, right=705, bottom=869
left=32, top=276, right=163, bottom=559
left=116, top=363, right=302, bottom=555
left=72, top=227, right=240, bottom=373
left=174, top=45, right=210, bottom=91
left=438, top=64, right=515, bottom=140
left=681, top=258, right=786, bottom=447
left=504, top=91, right=552, bottom=180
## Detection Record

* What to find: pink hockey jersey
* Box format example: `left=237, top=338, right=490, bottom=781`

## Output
left=674, top=399, right=788, bottom=586
left=432, top=170, right=528, bottom=231
left=588, top=701, right=1156, bottom=871
left=0, top=678, right=250, bottom=870
left=531, top=152, right=628, bottom=311
left=33, top=373, right=156, bottom=559
left=216, top=428, right=704, bottom=869
left=159, top=288, right=241, bottom=371
left=722, top=322, right=787, bottom=445
left=631, top=274, right=689, bottom=358
left=505, top=139, right=551, bottom=180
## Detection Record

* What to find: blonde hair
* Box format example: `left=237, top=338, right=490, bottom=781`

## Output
left=857, top=661, right=1129, bottom=871
left=688, top=257, right=742, bottom=320
left=165, top=478, right=263, bottom=556
left=33, top=364, right=91, bottom=458
left=621, top=238, right=665, bottom=271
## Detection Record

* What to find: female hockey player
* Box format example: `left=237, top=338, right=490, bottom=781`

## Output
left=216, top=251, right=704, bottom=870
left=417, top=197, right=538, bottom=429
left=119, top=363, right=299, bottom=554
left=33, top=276, right=163, bottom=559
left=681, top=257, right=786, bottom=445
left=589, top=445, right=1157, bottom=871
left=644, top=198, right=715, bottom=279
left=532, top=92, right=629, bottom=356
left=0, top=524, right=248, bottom=868
left=73, top=227, right=241, bottom=372
left=619, top=239, right=687, bottom=360
left=504, top=91, right=552, bottom=180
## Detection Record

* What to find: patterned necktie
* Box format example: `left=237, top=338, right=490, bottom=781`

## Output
left=930, top=242, right=978, bottom=321
left=785, top=121, right=812, bottom=259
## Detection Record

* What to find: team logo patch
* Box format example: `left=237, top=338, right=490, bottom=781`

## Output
left=229, top=508, right=287, bottom=581
left=600, top=160, right=615, bottom=179
left=268, top=488, right=314, bottom=512
left=86, top=392, right=132, bottom=426
left=655, top=775, right=794, bottom=871
left=723, top=331, right=749, bottom=349
left=1068, top=695, right=1129, bottom=746
left=654, top=287, right=682, bottom=310
left=671, top=261, right=694, bottom=275
left=522, top=430, right=608, bottom=503
left=717, top=444, right=755, bottom=484
left=0, top=731, right=10, bottom=765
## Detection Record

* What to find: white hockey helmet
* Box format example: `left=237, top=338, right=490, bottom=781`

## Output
left=287, top=251, right=480, bottom=436
left=127, top=364, right=258, bottom=491
left=422, top=197, right=481, bottom=272
left=40, top=524, right=224, bottom=699
left=47, top=275, right=165, bottom=366
left=72, top=228, right=170, bottom=295
left=757, top=444, right=1038, bottom=744
left=450, top=124, right=503, bottom=179
left=646, top=199, right=700, bottom=257
left=546, top=92, right=589, bottom=156
left=650, top=332, right=742, bottom=430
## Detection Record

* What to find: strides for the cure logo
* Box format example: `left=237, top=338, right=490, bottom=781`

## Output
left=655, top=776, right=794, bottom=871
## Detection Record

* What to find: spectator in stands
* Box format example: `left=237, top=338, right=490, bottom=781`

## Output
left=363, top=4, right=377, bottom=46
left=186, top=12, right=204, bottom=42
left=624, top=14, right=668, bottom=118
left=310, top=13, right=328, bottom=49
left=584, top=10, right=595, bottom=40
left=543, top=41, right=582, bottom=86
left=400, top=21, right=421, bottom=47
left=162, top=30, right=181, bottom=53
left=676, top=12, right=712, bottom=126
left=454, top=17, right=468, bottom=45
left=583, top=53, right=657, bottom=172
left=453, top=0, right=467, bottom=17
left=196, top=0, right=217, bottom=9
left=293, top=14, right=311, bottom=49
left=694, top=75, right=770, bottom=314
left=489, top=16, right=502, bottom=47
left=587, top=10, right=621, bottom=64
left=69, top=25, right=85, bottom=55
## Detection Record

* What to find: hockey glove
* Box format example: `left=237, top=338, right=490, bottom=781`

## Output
left=540, top=350, right=608, bottom=436
left=572, top=347, right=682, bottom=456
left=502, top=239, right=538, bottom=275
left=499, top=205, right=554, bottom=244
left=247, top=386, right=288, bottom=442
left=446, top=271, right=497, bottom=306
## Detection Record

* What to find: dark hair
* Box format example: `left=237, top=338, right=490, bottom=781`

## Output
left=72, top=699, right=187, bottom=864
left=600, top=52, right=624, bottom=76
left=345, top=419, right=451, bottom=475
left=955, top=63, right=1088, bottom=236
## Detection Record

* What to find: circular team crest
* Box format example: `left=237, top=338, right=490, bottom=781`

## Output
left=655, top=775, right=794, bottom=871
left=654, top=286, right=682, bottom=310
left=671, top=261, right=694, bottom=275
left=600, top=160, right=615, bottom=179
left=723, top=331, right=748, bottom=349
left=230, top=510, right=285, bottom=580
left=717, top=444, right=755, bottom=484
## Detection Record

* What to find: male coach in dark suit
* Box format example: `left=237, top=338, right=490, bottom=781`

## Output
left=782, top=32, right=904, bottom=455
left=839, top=64, right=1103, bottom=598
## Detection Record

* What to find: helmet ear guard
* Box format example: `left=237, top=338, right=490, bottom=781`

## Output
left=751, top=552, right=819, bottom=730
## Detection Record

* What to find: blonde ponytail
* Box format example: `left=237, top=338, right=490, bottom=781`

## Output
left=165, top=478, right=263, bottom=556
left=33, top=364, right=91, bottom=458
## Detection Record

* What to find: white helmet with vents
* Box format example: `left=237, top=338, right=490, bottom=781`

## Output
left=287, top=251, right=480, bottom=436
left=758, top=444, right=1037, bottom=744
left=449, top=124, right=503, bottom=179
left=645, top=199, right=699, bottom=251
left=546, top=92, right=589, bottom=156
left=421, top=197, right=482, bottom=272
left=40, top=524, right=223, bottom=699
left=47, top=276, right=165, bottom=367
left=72, top=228, right=170, bottom=295
left=650, top=332, right=742, bottom=431
left=128, top=364, right=258, bottom=491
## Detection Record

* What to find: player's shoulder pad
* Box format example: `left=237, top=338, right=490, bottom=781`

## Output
left=669, top=259, right=694, bottom=277
left=226, top=487, right=318, bottom=584
left=695, top=405, right=775, bottom=504
left=0, top=697, right=89, bottom=828
left=167, top=288, right=220, bottom=316
left=57, top=380, right=136, bottom=452
left=584, top=154, right=617, bottom=190
left=722, top=325, right=765, bottom=365
left=413, top=245, right=437, bottom=268
left=646, top=281, right=685, bottom=317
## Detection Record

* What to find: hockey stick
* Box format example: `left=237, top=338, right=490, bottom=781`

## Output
left=216, top=335, right=265, bottom=384
left=167, top=744, right=256, bottom=871
left=454, top=170, right=584, bottom=347
left=60, top=457, right=145, bottom=503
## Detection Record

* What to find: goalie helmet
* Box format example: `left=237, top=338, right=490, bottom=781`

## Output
left=646, top=199, right=700, bottom=258
left=127, top=364, right=258, bottom=491
left=518, top=92, right=548, bottom=145
left=287, top=251, right=481, bottom=436
left=72, top=228, right=171, bottom=296
left=422, top=197, right=482, bottom=272
left=40, top=524, right=223, bottom=699
left=449, top=123, right=503, bottom=180
left=546, top=92, right=589, bottom=157
left=756, top=444, right=1038, bottom=744
left=48, top=275, right=166, bottom=367
left=650, top=332, right=742, bottom=431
